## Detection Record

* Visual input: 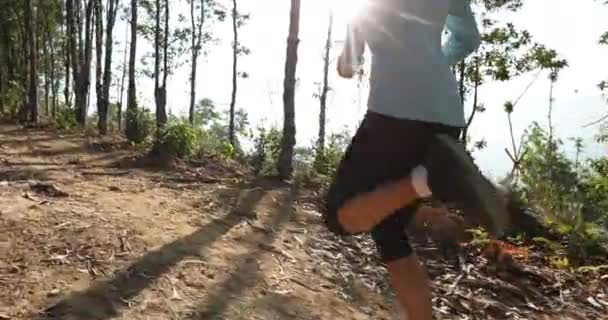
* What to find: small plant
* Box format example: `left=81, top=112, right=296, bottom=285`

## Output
left=54, top=107, right=78, bottom=131
left=156, top=121, right=203, bottom=159
left=549, top=255, right=570, bottom=270
left=126, top=108, right=155, bottom=144
left=467, top=227, right=491, bottom=247
left=250, top=126, right=282, bottom=176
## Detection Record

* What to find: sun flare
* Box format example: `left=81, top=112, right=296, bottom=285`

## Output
left=328, top=0, right=369, bottom=22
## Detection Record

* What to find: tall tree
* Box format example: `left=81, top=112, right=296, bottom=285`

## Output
left=125, top=0, right=139, bottom=141
left=62, top=9, right=72, bottom=109
left=94, top=0, right=103, bottom=132
left=25, top=0, right=38, bottom=122
left=152, top=0, right=168, bottom=131
left=278, top=0, right=301, bottom=179
left=456, top=2, right=567, bottom=151
left=228, top=0, right=238, bottom=146
left=96, top=0, right=119, bottom=134
left=47, top=27, right=58, bottom=117
left=117, top=19, right=129, bottom=131
left=68, top=0, right=95, bottom=126
left=188, top=0, right=205, bottom=124
left=315, top=11, right=333, bottom=166
left=227, top=0, right=249, bottom=148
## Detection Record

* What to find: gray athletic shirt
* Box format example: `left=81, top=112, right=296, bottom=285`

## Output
left=351, top=0, right=481, bottom=128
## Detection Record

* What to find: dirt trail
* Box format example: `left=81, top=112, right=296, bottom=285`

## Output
left=0, top=124, right=393, bottom=320
left=1, top=124, right=607, bottom=320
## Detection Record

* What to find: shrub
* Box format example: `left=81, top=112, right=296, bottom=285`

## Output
left=156, top=121, right=203, bottom=159
left=53, top=107, right=78, bottom=131
left=126, top=108, right=155, bottom=145
left=250, top=126, right=282, bottom=176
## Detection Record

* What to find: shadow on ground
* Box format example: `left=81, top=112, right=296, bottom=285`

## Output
left=184, top=187, right=300, bottom=319
left=37, top=181, right=275, bottom=320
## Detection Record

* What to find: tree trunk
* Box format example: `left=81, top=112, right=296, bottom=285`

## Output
left=0, top=44, right=3, bottom=114
left=62, top=14, right=71, bottom=109
left=159, top=0, right=168, bottom=127
left=0, top=64, right=3, bottom=115
left=69, top=0, right=82, bottom=122
left=43, top=29, right=50, bottom=117
left=72, top=0, right=95, bottom=126
left=278, top=0, right=301, bottom=180
left=102, top=0, right=118, bottom=131
left=153, top=0, right=167, bottom=131
left=153, top=0, right=160, bottom=128
left=82, top=0, right=95, bottom=125
left=117, top=17, right=129, bottom=131
left=95, top=0, right=105, bottom=134
left=317, top=12, right=333, bottom=156
left=25, top=0, right=38, bottom=123
left=48, top=28, right=57, bottom=118
left=125, top=0, right=138, bottom=142
left=189, top=0, right=205, bottom=124
left=461, top=60, right=479, bottom=147
left=228, top=0, right=238, bottom=147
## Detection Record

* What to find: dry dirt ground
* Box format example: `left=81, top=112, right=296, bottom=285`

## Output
left=1, top=123, right=607, bottom=320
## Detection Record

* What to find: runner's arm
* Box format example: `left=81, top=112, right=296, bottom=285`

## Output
left=337, top=24, right=365, bottom=78
left=443, top=0, right=481, bottom=66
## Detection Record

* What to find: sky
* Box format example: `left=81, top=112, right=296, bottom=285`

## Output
left=109, top=0, right=608, bottom=180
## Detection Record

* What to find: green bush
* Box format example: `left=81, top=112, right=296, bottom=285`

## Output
left=126, top=108, right=155, bottom=145
left=0, top=82, right=25, bottom=117
left=250, top=126, right=282, bottom=176
left=53, top=107, right=78, bottom=130
left=156, top=121, right=203, bottom=159
left=518, top=121, right=608, bottom=262
left=313, top=132, right=349, bottom=176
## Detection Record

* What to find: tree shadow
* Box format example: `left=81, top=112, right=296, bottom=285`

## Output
left=37, top=181, right=271, bottom=320
left=18, top=146, right=87, bottom=158
left=184, top=186, right=299, bottom=320
left=0, top=168, right=51, bottom=181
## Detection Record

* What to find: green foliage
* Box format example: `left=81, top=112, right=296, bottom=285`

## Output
left=156, top=120, right=203, bottom=159
left=467, top=227, right=492, bottom=247
left=519, top=122, right=608, bottom=262
left=191, top=98, right=249, bottom=157
left=519, top=122, right=580, bottom=215
left=313, top=131, right=349, bottom=176
left=0, top=82, right=25, bottom=117
left=250, top=125, right=282, bottom=176
left=53, top=106, right=78, bottom=131
left=126, top=107, right=155, bottom=144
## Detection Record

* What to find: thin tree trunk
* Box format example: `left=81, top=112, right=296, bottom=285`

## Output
left=25, top=0, right=38, bottom=123
left=0, top=65, right=3, bottom=115
left=62, top=13, right=72, bottom=109
left=0, top=43, right=3, bottom=114
left=125, top=0, right=138, bottom=141
left=0, top=25, right=9, bottom=114
left=317, top=12, right=333, bottom=155
left=43, top=28, right=50, bottom=117
left=228, top=0, right=238, bottom=147
left=153, top=0, right=160, bottom=127
left=118, top=19, right=129, bottom=131
left=48, top=28, right=58, bottom=118
left=95, top=0, right=104, bottom=133
left=73, top=0, right=94, bottom=126
left=461, top=60, right=479, bottom=147
left=83, top=0, right=94, bottom=125
left=159, top=0, right=168, bottom=127
left=278, top=0, right=301, bottom=180
left=189, top=0, right=205, bottom=124
left=102, top=0, right=118, bottom=130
